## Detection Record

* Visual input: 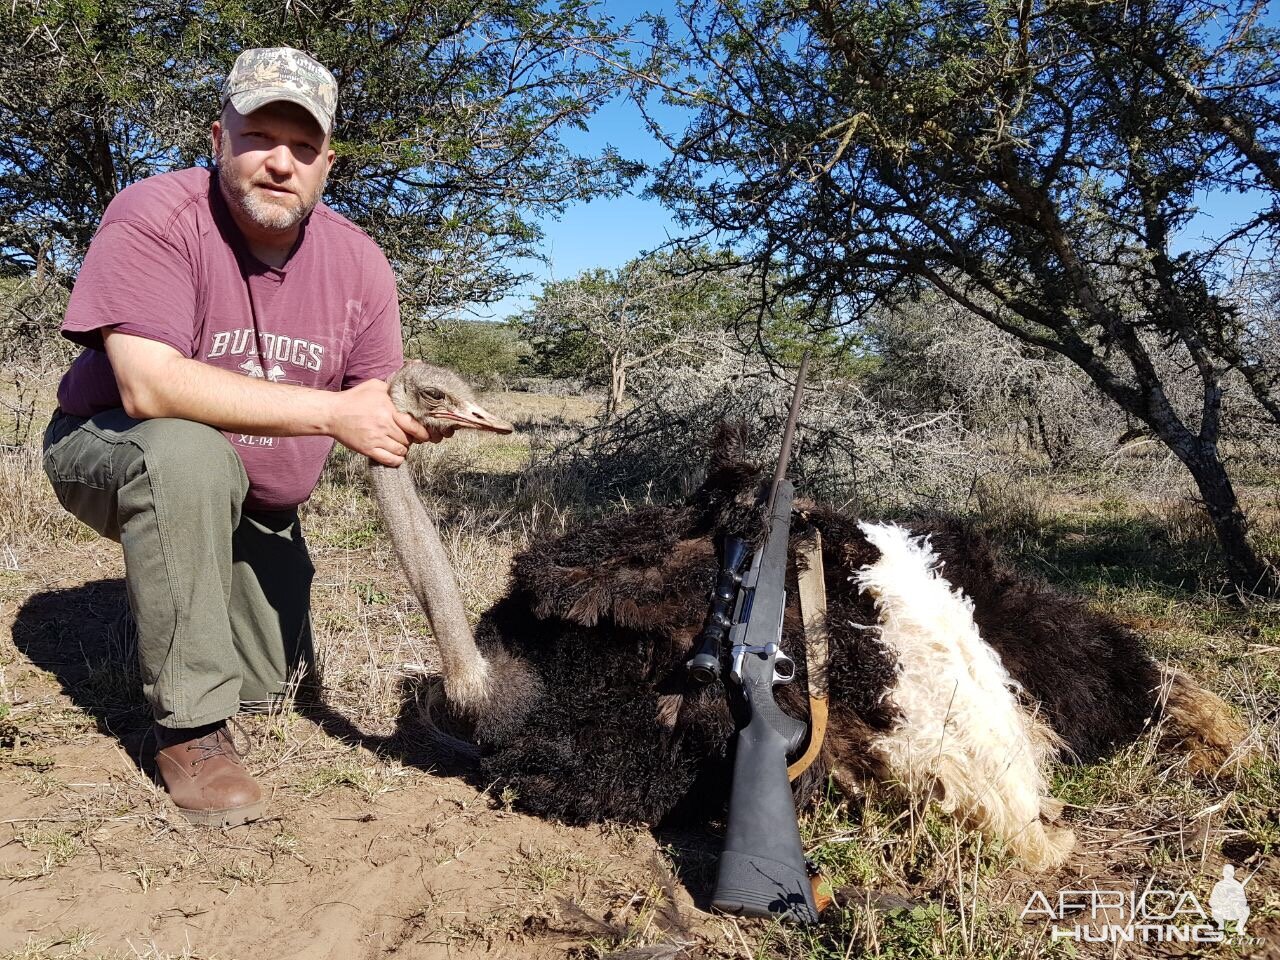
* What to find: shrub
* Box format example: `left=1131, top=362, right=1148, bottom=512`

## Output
left=409, top=320, right=525, bottom=389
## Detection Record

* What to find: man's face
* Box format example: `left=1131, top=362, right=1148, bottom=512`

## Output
left=212, top=102, right=335, bottom=234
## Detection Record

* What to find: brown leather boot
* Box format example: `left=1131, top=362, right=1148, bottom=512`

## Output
left=154, top=722, right=264, bottom=827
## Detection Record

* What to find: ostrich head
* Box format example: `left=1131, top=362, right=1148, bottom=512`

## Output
left=388, top=361, right=514, bottom=436
left=370, top=363, right=539, bottom=744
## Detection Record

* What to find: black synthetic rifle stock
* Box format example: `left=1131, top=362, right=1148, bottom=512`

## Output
left=687, top=354, right=819, bottom=924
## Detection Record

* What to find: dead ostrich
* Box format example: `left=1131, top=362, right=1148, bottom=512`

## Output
left=371, top=363, right=1247, bottom=871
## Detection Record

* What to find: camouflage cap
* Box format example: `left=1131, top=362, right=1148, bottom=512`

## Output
left=222, top=47, right=337, bottom=137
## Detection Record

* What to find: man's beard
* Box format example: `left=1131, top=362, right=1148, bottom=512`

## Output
left=217, top=137, right=326, bottom=233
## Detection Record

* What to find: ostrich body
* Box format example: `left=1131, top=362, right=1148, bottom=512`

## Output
left=373, top=365, right=1245, bottom=871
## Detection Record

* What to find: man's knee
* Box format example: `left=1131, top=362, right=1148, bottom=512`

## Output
left=133, top=419, right=248, bottom=503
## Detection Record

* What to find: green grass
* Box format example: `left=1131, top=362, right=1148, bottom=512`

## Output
left=1227, top=758, right=1280, bottom=856
left=293, top=760, right=378, bottom=799
left=3, top=824, right=89, bottom=880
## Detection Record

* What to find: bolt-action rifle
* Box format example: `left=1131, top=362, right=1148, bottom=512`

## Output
left=685, top=354, right=819, bottom=924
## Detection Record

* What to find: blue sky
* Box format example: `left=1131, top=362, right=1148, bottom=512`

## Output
left=484, top=96, right=682, bottom=318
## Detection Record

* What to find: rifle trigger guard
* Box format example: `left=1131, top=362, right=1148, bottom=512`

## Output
left=729, top=642, right=796, bottom=686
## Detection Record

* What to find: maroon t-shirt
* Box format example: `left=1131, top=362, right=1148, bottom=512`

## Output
left=57, top=167, right=403, bottom=510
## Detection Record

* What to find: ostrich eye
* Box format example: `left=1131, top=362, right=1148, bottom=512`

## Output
left=420, top=386, right=446, bottom=403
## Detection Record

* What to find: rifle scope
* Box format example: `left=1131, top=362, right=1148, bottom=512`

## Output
left=686, top=536, right=751, bottom=684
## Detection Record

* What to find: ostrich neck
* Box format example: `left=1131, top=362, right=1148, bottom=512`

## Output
left=369, top=462, right=490, bottom=707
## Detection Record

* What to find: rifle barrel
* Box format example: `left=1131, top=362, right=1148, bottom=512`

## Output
left=766, top=350, right=811, bottom=517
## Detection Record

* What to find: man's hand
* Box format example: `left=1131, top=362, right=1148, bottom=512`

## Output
left=331, top=379, right=439, bottom=467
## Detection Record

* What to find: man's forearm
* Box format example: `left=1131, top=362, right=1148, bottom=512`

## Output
left=104, top=330, right=423, bottom=466
left=114, top=347, right=338, bottom=437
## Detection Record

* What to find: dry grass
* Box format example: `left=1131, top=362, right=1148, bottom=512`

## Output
left=1, top=382, right=1276, bottom=959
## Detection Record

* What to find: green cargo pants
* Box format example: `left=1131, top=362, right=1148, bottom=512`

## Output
left=42, top=408, right=316, bottom=728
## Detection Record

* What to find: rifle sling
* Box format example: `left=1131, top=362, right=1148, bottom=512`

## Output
left=788, top=529, right=829, bottom=783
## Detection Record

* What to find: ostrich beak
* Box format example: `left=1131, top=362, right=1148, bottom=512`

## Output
left=438, top=400, right=514, bottom=434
